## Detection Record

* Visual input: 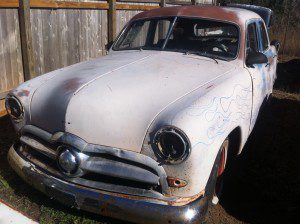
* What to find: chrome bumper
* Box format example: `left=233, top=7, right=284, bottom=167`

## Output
left=8, top=144, right=208, bottom=224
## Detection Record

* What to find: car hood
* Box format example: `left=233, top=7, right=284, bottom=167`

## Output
left=29, top=50, right=234, bottom=152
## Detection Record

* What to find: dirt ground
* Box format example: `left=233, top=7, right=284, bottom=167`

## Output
left=0, top=59, right=299, bottom=224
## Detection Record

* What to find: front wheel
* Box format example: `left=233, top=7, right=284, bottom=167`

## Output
left=212, top=138, right=229, bottom=205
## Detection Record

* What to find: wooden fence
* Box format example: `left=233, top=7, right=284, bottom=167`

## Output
left=0, top=0, right=214, bottom=114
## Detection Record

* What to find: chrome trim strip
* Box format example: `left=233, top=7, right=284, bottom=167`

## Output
left=20, top=135, right=57, bottom=159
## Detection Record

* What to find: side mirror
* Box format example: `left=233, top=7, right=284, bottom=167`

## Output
left=105, top=41, right=114, bottom=51
left=270, top=40, right=280, bottom=52
left=246, top=52, right=268, bottom=67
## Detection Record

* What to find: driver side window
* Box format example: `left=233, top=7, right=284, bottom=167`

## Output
left=246, top=22, right=258, bottom=55
left=259, top=21, right=269, bottom=51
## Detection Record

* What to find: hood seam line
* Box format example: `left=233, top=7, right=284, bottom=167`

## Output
left=64, top=52, right=158, bottom=131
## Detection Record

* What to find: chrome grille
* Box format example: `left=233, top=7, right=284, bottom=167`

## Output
left=17, top=131, right=168, bottom=197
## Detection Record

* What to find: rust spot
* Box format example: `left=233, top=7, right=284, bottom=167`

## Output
left=167, top=177, right=187, bottom=188
left=17, top=89, right=30, bottom=97
left=206, top=85, right=214, bottom=89
left=99, top=202, right=111, bottom=216
left=109, top=187, right=205, bottom=206
left=168, top=190, right=205, bottom=206
left=132, top=6, right=241, bottom=26
left=62, top=77, right=83, bottom=93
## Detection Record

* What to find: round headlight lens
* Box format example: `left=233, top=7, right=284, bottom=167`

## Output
left=154, top=127, right=190, bottom=164
left=5, top=96, right=24, bottom=121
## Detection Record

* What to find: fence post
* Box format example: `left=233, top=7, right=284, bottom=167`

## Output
left=18, top=0, right=35, bottom=80
left=160, top=0, right=166, bottom=7
left=108, top=0, right=117, bottom=42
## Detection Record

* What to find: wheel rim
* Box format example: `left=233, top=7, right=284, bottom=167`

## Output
left=212, top=141, right=228, bottom=204
left=215, top=146, right=226, bottom=196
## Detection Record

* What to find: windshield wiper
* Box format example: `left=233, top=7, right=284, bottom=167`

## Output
left=184, top=51, right=219, bottom=64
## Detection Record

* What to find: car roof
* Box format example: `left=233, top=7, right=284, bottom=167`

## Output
left=131, top=6, right=261, bottom=26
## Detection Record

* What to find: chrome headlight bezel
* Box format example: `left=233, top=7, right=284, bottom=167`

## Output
left=153, top=126, right=191, bottom=165
left=5, top=95, right=24, bottom=122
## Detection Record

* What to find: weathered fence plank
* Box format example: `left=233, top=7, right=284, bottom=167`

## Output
left=0, top=91, right=9, bottom=100
left=108, top=0, right=117, bottom=42
left=0, top=0, right=18, bottom=8
left=160, top=0, right=166, bottom=7
left=19, top=0, right=36, bottom=80
left=117, top=4, right=158, bottom=10
left=0, top=9, right=24, bottom=91
left=0, top=0, right=160, bottom=10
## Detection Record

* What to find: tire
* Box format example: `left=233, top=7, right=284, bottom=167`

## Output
left=266, top=93, right=273, bottom=106
left=209, top=138, right=229, bottom=205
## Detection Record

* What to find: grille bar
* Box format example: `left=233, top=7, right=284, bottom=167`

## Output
left=81, top=157, right=160, bottom=185
left=20, top=135, right=57, bottom=159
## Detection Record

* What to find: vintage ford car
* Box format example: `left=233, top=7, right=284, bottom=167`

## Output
left=6, top=5, right=279, bottom=224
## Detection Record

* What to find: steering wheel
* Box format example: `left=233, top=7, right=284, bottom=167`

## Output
left=211, top=44, right=228, bottom=53
left=209, top=44, right=236, bottom=57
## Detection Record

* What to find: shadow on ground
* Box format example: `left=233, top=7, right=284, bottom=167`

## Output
left=219, top=96, right=299, bottom=224
left=218, top=60, right=300, bottom=224
left=274, top=58, right=300, bottom=93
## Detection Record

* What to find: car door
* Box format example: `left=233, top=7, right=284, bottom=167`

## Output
left=257, top=20, right=278, bottom=95
left=245, top=20, right=268, bottom=132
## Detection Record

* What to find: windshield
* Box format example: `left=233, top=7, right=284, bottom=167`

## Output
left=114, top=18, right=173, bottom=51
left=113, top=17, right=239, bottom=60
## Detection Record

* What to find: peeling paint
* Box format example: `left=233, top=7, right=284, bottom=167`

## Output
left=16, top=89, right=30, bottom=97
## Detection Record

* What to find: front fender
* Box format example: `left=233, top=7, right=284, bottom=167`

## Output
left=7, top=70, right=61, bottom=132
left=141, top=68, right=252, bottom=198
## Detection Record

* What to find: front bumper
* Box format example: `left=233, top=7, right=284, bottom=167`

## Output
left=8, top=144, right=209, bottom=224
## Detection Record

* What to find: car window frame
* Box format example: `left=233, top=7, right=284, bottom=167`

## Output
left=245, top=19, right=260, bottom=66
left=257, top=20, right=270, bottom=53
left=163, top=16, right=240, bottom=60
left=246, top=20, right=259, bottom=53
left=111, top=16, right=241, bottom=61
left=112, top=17, right=176, bottom=52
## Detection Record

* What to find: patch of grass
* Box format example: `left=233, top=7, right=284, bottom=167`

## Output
left=40, top=205, right=81, bottom=224
left=0, top=175, right=9, bottom=189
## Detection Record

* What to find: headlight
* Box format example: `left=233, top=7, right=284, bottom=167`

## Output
left=5, top=95, right=24, bottom=121
left=153, top=126, right=190, bottom=164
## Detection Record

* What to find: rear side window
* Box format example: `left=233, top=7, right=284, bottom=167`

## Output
left=246, top=22, right=258, bottom=54
left=259, top=21, right=269, bottom=51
